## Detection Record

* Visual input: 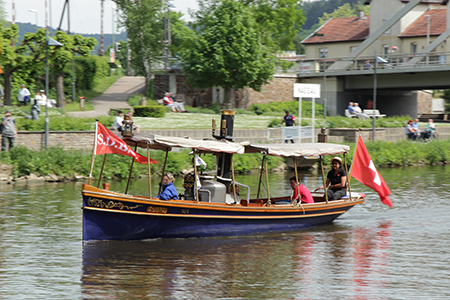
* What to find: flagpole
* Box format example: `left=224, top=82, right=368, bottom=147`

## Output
left=88, top=121, right=99, bottom=185
left=349, top=129, right=362, bottom=184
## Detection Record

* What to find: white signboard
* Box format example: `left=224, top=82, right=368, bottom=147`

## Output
left=282, top=127, right=299, bottom=140
left=293, top=83, right=321, bottom=98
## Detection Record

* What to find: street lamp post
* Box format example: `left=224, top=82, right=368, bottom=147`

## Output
left=28, top=9, right=38, bottom=32
left=425, top=15, right=430, bottom=64
left=45, top=37, right=64, bottom=148
left=372, top=51, right=388, bottom=141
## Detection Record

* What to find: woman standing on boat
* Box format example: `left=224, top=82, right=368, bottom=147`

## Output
left=315, top=157, right=347, bottom=200
left=156, top=172, right=179, bottom=200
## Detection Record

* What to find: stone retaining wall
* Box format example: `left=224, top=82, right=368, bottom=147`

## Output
left=13, top=126, right=450, bottom=151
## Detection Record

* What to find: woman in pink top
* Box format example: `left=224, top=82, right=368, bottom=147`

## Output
left=290, top=176, right=314, bottom=204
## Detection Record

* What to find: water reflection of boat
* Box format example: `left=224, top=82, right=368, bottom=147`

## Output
left=82, top=110, right=364, bottom=241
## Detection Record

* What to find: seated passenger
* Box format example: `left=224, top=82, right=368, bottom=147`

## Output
left=226, top=184, right=241, bottom=204
left=314, top=157, right=347, bottom=200
left=290, top=176, right=314, bottom=204
left=156, top=172, right=179, bottom=200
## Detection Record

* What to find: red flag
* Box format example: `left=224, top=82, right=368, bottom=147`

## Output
left=94, top=122, right=157, bottom=164
left=351, top=136, right=393, bottom=207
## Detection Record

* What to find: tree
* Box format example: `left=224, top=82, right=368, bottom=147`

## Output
left=194, top=0, right=305, bottom=52
left=181, top=0, right=276, bottom=104
left=0, top=26, right=46, bottom=106
left=51, top=31, right=96, bottom=109
left=113, top=1, right=194, bottom=93
left=114, top=0, right=164, bottom=94
left=318, top=3, right=371, bottom=26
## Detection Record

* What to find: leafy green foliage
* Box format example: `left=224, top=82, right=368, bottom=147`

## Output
left=195, top=0, right=305, bottom=52
left=318, top=3, right=370, bottom=26
left=181, top=0, right=276, bottom=95
left=127, top=94, right=160, bottom=107
left=249, top=100, right=324, bottom=117
left=317, top=115, right=411, bottom=129
left=133, top=106, right=166, bottom=118
left=15, top=116, right=113, bottom=131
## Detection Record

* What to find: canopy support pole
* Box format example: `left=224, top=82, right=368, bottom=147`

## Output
left=147, top=143, right=152, bottom=199
left=257, top=155, right=265, bottom=198
left=320, top=156, right=329, bottom=204
left=125, top=145, right=137, bottom=194
left=159, top=150, right=169, bottom=195
left=293, top=156, right=299, bottom=204
left=193, top=149, right=199, bottom=203
left=264, top=154, right=271, bottom=206
left=343, top=153, right=352, bottom=200
left=231, top=154, right=237, bottom=205
left=97, top=154, right=107, bottom=188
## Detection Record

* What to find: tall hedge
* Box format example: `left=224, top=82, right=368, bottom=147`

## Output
left=133, top=106, right=166, bottom=118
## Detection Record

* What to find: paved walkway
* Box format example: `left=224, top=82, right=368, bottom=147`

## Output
left=67, top=76, right=145, bottom=118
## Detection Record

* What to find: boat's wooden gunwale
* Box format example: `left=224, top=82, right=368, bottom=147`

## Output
left=83, top=206, right=348, bottom=219
left=82, top=185, right=364, bottom=213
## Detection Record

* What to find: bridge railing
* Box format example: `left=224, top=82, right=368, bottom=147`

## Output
left=289, top=51, right=450, bottom=75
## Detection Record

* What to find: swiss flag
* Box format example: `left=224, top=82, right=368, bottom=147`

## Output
left=94, top=122, right=157, bottom=164
left=351, top=136, right=393, bottom=208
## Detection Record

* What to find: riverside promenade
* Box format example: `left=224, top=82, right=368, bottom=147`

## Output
left=67, top=76, right=145, bottom=118
left=14, top=75, right=450, bottom=150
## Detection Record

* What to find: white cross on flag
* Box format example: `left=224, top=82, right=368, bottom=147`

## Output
left=351, top=136, right=393, bottom=207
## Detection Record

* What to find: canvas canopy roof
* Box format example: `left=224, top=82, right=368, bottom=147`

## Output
left=243, top=143, right=350, bottom=157
left=124, top=134, right=245, bottom=154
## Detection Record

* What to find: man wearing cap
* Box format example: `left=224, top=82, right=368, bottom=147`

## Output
left=1, top=110, right=18, bottom=151
left=315, top=157, right=347, bottom=200
left=18, top=84, right=31, bottom=106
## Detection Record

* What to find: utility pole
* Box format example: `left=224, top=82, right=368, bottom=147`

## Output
left=100, top=0, right=104, bottom=55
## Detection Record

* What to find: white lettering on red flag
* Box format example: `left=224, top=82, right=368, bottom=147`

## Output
left=351, top=136, right=393, bottom=208
left=95, top=123, right=157, bottom=164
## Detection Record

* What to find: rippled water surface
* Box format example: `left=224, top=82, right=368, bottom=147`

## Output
left=1, top=166, right=449, bottom=299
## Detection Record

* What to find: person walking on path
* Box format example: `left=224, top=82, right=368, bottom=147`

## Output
left=18, top=84, right=31, bottom=106
left=1, top=110, right=18, bottom=151
left=280, top=110, right=297, bottom=143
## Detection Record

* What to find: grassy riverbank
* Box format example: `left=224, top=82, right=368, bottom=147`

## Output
left=1, top=139, right=450, bottom=180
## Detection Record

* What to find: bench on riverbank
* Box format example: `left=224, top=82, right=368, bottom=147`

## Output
left=345, top=109, right=357, bottom=118
left=363, top=109, right=386, bottom=118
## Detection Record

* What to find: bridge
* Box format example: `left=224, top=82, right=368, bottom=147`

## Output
left=290, top=51, right=450, bottom=118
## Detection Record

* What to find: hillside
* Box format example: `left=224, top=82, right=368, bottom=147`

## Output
left=12, top=22, right=128, bottom=52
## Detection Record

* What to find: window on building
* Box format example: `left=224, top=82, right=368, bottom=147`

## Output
left=350, top=46, right=357, bottom=53
left=382, top=45, right=389, bottom=57
left=411, top=43, right=417, bottom=54
left=319, top=48, right=328, bottom=58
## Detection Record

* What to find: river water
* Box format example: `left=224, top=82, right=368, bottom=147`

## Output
left=1, top=166, right=449, bottom=299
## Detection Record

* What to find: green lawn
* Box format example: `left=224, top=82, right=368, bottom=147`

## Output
left=133, top=113, right=277, bottom=129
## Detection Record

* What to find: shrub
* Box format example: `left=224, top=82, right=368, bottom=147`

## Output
left=133, top=106, right=166, bottom=118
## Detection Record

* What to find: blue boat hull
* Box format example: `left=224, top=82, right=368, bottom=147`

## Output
left=82, top=185, right=363, bottom=241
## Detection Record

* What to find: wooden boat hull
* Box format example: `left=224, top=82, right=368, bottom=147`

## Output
left=82, top=184, right=364, bottom=241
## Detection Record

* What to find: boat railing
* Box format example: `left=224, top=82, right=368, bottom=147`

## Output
left=217, top=176, right=250, bottom=201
